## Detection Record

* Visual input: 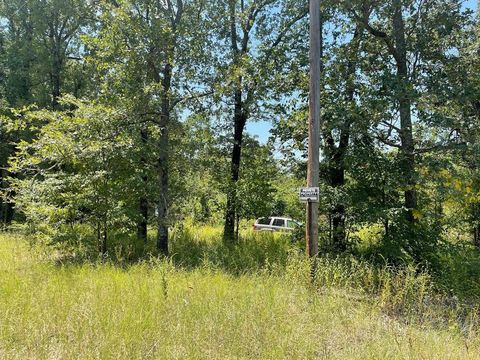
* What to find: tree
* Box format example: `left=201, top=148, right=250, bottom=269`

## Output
left=236, top=137, right=277, bottom=237
left=88, top=0, right=212, bottom=254
left=205, top=0, right=309, bottom=241
left=35, top=0, right=93, bottom=108
left=1, top=0, right=93, bottom=108
left=0, top=0, right=93, bottom=225
left=343, top=0, right=473, bottom=256
left=423, top=6, right=480, bottom=246
left=320, top=16, right=367, bottom=251
left=347, top=0, right=417, bottom=226
left=7, top=99, right=142, bottom=255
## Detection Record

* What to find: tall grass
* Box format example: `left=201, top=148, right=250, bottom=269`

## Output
left=170, top=226, right=292, bottom=274
left=1, top=229, right=480, bottom=358
left=168, top=226, right=480, bottom=327
left=23, top=223, right=480, bottom=326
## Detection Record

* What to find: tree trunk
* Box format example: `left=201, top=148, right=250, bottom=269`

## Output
left=223, top=1, right=247, bottom=242
left=138, top=196, right=148, bottom=242
left=137, top=127, right=148, bottom=243
left=156, top=63, right=172, bottom=255
left=4, top=199, right=14, bottom=224
left=393, top=0, right=417, bottom=223
left=98, top=221, right=107, bottom=256
left=51, top=57, right=61, bottom=108
left=357, top=2, right=417, bottom=226
left=50, top=35, right=62, bottom=109
left=235, top=213, right=240, bottom=241
left=101, top=224, right=107, bottom=256
left=97, top=224, right=101, bottom=253
left=472, top=202, right=480, bottom=248
left=474, top=224, right=480, bottom=249
left=199, top=194, right=210, bottom=222
left=330, top=167, right=346, bottom=251
left=223, top=87, right=246, bottom=242
left=325, top=115, right=351, bottom=251
left=324, top=27, right=360, bottom=252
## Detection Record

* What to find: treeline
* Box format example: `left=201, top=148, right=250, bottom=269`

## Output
left=0, top=0, right=479, bottom=265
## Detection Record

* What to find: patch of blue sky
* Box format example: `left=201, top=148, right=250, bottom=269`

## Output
left=463, top=0, right=478, bottom=12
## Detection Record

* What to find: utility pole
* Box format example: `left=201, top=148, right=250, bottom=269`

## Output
left=306, top=0, right=320, bottom=258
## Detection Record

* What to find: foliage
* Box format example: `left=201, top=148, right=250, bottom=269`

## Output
left=7, top=98, right=146, bottom=251
left=236, top=138, right=278, bottom=222
left=0, top=0, right=479, bottom=269
left=1, top=4, right=480, bottom=357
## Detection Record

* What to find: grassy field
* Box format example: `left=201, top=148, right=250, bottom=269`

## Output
left=1, top=231, right=480, bottom=359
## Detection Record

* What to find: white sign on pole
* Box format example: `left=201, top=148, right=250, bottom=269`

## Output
left=299, top=187, right=319, bottom=202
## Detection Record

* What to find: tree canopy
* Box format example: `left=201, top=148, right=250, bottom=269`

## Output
left=0, top=0, right=479, bottom=266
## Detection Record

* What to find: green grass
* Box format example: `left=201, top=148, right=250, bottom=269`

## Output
left=1, top=231, right=480, bottom=359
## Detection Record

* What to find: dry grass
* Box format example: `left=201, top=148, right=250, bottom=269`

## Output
left=0, top=232, right=479, bottom=359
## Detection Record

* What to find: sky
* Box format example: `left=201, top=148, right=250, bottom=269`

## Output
left=246, top=120, right=272, bottom=144
left=246, top=0, right=478, bottom=145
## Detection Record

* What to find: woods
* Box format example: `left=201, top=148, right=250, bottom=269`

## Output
left=2, top=1, right=480, bottom=358
left=0, top=0, right=479, bottom=266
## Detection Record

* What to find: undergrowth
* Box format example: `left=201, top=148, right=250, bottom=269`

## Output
left=20, top=223, right=480, bottom=335
left=1, top=230, right=480, bottom=358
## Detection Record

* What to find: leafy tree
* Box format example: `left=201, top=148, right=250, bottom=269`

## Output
left=7, top=98, right=142, bottom=254
left=236, top=137, right=277, bottom=236
left=340, top=0, right=474, bottom=257
left=425, top=8, right=480, bottom=246
left=0, top=0, right=93, bottom=225
left=1, top=0, right=93, bottom=107
left=202, top=0, right=309, bottom=241
left=86, top=0, right=212, bottom=254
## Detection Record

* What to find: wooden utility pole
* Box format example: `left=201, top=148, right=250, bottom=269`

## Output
left=306, top=0, right=320, bottom=258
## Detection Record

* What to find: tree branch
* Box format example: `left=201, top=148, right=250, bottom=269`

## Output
left=170, top=89, right=214, bottom=109
left=230, top=0, right=238, bottom=53
left=271, top=6, right=308, bottom=50
left=376, top=136, right=402, bottom=148
left=348, top=7, right=401, bottom=64
left=415, top=141, right=466, bottom=154
left=381, top=120, right=402, bottom=133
